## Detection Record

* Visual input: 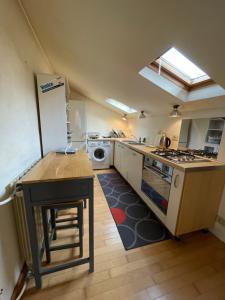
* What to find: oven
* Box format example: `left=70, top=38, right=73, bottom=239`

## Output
left=141, top=156, right=173, bottom=215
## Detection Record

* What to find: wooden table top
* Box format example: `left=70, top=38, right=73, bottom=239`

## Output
left=21, top=151, right=94, bottom=184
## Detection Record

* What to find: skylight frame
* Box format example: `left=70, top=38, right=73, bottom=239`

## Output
left=105, top=98, right=137, bottom=114
left=150, top=47, right=214, bottom=90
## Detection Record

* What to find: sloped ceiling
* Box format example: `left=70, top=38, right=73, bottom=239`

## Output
left=21, top=0, right=225, bottom=116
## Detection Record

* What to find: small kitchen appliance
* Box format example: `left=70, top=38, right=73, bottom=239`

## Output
left=159, top=133, right=171, bottom=149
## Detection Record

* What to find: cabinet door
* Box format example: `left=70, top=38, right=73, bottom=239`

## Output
left=127, top=149, right=143, bottom=192
left=166, top=169, right=185, bottom=235
left=120, top=144, right=129, bottom=179
left=114, top=142, right=121, bottom=171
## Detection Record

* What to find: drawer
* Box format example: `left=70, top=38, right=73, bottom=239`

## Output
left=28, top=179, right=91, bottom=203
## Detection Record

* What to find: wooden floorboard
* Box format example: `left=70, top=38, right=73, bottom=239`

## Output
left=22, top=169, right=225, bottom=300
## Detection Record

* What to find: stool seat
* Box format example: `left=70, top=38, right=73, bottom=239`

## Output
left=42, top=200, right=83, bottom=263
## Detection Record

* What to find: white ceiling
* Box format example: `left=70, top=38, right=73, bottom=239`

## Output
left=21, top=0, right=225, bottom=116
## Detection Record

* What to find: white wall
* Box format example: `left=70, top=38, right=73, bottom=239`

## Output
left=70, top=91, right=128, bottom=137
left=0, top=1, right=52, bottom=299
left=128, top=116, right=182, bottom=149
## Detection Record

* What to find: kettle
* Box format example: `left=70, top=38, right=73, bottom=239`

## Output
left=159, top=133, right=171, bottom=149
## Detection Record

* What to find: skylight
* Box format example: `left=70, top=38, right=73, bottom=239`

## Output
left=106, top=98, right=137, bottom=113
left=139, top=47, right=225, bottom=102
left=156, top=47, right=210, bottom=85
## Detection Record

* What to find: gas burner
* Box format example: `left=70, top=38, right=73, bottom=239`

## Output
left=187, top=149, right=218, bottom=159
left=152, top=149, right=212, bottom=163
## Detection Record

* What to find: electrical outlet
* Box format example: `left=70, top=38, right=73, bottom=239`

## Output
left=172, top=135, right=178, bottom=141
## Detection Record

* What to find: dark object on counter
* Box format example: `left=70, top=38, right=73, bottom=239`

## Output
left=159, top=133, right=171, bottom=149
left=56, top=146, right=76, bottom=154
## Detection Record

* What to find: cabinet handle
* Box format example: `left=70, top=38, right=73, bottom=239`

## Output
left=174, top=174, right=179, bottom=188
left=132, top=152, right=137, bottom=156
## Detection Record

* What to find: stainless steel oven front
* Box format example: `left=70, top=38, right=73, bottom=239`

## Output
left=141, top=156, right=173, bottom=215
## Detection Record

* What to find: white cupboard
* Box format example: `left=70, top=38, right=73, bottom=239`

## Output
left=68, top=100, right=86, bottom=150
left=114, top=142, right=143, bottom=192
left=126, top=148, right=143, bottom=192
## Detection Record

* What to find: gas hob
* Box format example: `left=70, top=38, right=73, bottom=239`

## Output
left=151, top=149, right=213, bottom=164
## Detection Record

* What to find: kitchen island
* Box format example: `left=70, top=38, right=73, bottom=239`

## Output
left=113, top=140, right=225, bottom=237
left=20, top=151, right=94, bottom=288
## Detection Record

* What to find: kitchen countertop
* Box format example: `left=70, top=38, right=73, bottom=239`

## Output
left=87, top=137, right=225, bottom=170
left=21, top=151, right=94, bottom=184
left=117, top=140, right=225, bottom=171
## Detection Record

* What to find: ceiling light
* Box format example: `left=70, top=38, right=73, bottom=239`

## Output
left=122, top=114, right=127, bottom=121
left=139, top=111, right=146, bottom=119
left=169, top=105, right=181, bottom=118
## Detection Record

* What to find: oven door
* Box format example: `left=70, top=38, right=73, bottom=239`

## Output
left=141, top=165, right=172, bottom=214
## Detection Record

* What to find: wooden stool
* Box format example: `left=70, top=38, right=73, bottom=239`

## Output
left=51, top=199, right=87, bottom=240
left=41, top=200, right=83, bottom=263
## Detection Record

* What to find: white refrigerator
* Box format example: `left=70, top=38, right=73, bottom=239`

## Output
left=36, top=73, right=68, bottom=156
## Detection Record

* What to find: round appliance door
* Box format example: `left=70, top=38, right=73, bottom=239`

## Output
left=93, top=147, right=106, bottom=162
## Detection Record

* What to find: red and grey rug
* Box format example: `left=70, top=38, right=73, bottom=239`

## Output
left=97, top=172, right=169, bottom=250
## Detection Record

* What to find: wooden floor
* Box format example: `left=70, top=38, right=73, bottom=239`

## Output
left=23, top=169, right=225, bottom=300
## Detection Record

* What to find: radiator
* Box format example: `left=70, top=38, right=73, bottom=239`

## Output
left=13, top=190, right=44, bottom=268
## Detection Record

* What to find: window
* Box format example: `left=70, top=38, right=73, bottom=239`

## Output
left=150, top=47, right=213, bottom=90
left=105, top=98, right=137, bottom=113
left=139, top=47, right=225, bottom=102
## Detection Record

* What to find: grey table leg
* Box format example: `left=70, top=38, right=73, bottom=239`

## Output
left=24, top=189, right=42, bottom=288
left=89, top=179, right=94, bottom=272
left=41, top=207, right=51, bottom=263
left=50, top=208, right=57, bottom=240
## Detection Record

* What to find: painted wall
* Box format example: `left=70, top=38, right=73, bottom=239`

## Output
left=128, top=116, right=182, bottom=149
left=128, top=108, right=225, bottom=242
left=70, top=91, right=128, bottom=137
left=0, top=1, right=52, bottom=299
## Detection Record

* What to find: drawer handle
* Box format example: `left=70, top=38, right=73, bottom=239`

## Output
left=132, top=152, right=137, bottom=156
left=174, top=174, right=179, bottom=188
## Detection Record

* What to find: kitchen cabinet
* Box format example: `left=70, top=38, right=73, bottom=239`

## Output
left=114, top=141, right=225, bottom=237
left=114, top=142, right=127, bottom=176
left=120, top=144, right=129, bottom=179
left=114, top=142, right=143, bottom=192
left=114, top=142, right=121, bottom=171
left=127, top=148, right=143, bottom=192
left=166, top=168, right=185, bottom=234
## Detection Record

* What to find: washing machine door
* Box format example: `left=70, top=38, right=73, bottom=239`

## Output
left=93, top=147, right=106, bottom=162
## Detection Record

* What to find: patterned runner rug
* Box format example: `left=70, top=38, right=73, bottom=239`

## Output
left=97, top=172, right=169, bottom=250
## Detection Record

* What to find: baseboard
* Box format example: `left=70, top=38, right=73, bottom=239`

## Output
left=210, top=218, right=225, bottom=243
left=11, top=263, right=28, bottom=300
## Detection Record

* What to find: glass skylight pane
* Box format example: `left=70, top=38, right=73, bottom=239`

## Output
left=161, top=47, right=208, bottom=80
left=106, top=98, right=137, bottom=113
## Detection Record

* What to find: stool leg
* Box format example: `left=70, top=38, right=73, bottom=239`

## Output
left=83, top=199, right=87, bottom=209
left=41, top=207, right=51, bottom=263
left=78, top=204, right=83, bottom=258
left=50, top=208, right=57, bottom=240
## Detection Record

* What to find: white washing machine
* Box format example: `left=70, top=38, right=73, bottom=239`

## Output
left=87, top=140, right=111, bottom=169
